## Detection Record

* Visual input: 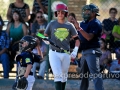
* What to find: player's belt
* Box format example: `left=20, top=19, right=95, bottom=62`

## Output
left=52, top=49, right=69, bottom=53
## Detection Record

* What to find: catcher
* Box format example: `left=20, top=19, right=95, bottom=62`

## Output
left=12, top=35, right=37, bottom=90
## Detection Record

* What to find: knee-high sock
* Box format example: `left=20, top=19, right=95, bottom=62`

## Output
left=54, top=81, right=62, bottom=90
left=61, top=82, right=66, bottom=90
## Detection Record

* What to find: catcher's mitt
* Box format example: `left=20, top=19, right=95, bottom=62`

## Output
left=16, top=77, right=28, bottom=90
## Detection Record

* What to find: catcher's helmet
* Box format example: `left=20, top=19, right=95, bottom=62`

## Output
left=20, top=35, right=37, bottom=51
left=82, top=3, right=100, bottom=21
left=54, top=3, right=68, bottom=17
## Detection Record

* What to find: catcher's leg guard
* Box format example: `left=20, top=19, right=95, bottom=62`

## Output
left=55, top=81, right=62, bottom=90
left=61, top=82, right=66, bottom=90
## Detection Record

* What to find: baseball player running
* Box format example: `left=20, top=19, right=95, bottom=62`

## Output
left=12, top=35, right=37, bottom=90
left=44, top=1, right=80, bottom=90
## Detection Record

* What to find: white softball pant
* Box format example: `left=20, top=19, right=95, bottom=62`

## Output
left=26, top=75, right=35, bottom=90
left=49, top=49, right=71, bottom=82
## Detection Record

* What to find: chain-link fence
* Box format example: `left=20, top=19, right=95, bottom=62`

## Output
left=89, top=0, right=120, bottom=60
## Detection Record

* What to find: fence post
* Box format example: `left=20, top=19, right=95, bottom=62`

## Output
left=45, top=0, right=51, bottom=80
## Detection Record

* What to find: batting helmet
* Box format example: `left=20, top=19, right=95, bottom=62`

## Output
left=54, top=3, right=68, bottom=17
left=82, top=3, right=100, bottom=21
left=19, top=35, right=37, bottom=52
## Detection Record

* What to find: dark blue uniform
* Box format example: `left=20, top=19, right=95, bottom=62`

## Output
left=79, top=19, right=104, bottom=90
left=78, top=18, right=102, bottom=51
left=16, top=51, right=34, bottom=75
left=15, top=51, right=36, bottom=90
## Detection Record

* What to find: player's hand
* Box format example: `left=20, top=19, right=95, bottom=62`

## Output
left=71, top=46, right=79, bottom=59
left=42, top=39, right=50, bottom=45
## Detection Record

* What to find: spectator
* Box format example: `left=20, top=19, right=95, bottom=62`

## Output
left=99, top=38, right=112, bottom=71
left=7, top=0, right=30, bottom=22
left=111, top=17, right=120, bottom=72
left=102, top=7, right=118, bottom=49
left=32, top=37, right=48, bottom=79
left=0, top=15, right=10, bottom=78
left=6, top=11, right=28, bottom=65
left=67, top=13, right=78, bottom=50
left=112, top=17, right=120, bottom=48
left=67, top=13, right=77, bottom=24
left=32, top=0, right=48, bottom=14
left=31, top=11, right=48, bottom=36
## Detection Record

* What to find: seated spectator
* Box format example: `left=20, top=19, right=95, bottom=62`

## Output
left=102, top=7, right=118, bottom=49
left=106, top=48, right=120, bottom=80
left=31, top=11, right=48, bottom=36
left=112, top=17, right=120, bottom=48
left=7, top=0, right=30, bottom=22
left=0, top=15, right=10, bottom=78
left=110, top=48, right=120, bottom=71
left=32, top=0, right=48, bottom=14
left=32, top=37, right=48, bottom=79
left=99, top=38, right=112, bottom=72
left=6, top=11, right=28, bottom=65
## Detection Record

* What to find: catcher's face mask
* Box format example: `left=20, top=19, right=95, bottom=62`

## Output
left=21, top=41, right=29, bottom=48
left=82, top=4, right=100, bottom=21
left=19, top=35, right=37, bottom=52
left=82, top=5, right=92, bottom=21
left=19, top=40, right=29, bottom=52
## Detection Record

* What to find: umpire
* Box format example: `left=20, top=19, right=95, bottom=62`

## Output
left=73, top=3, right=104, bottom=90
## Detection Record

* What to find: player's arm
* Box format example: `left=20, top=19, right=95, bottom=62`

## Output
left=78, top=29, right=94, bottom=41
left=71, top=35, right=80, bottom=59
left=72, top=35, right=80, bottom=47
left=74, top=21, right=94, bottom=41
left=24, top=64, right=32, bottom=78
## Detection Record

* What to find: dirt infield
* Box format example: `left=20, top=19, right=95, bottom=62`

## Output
left=0, top=79, right=120, bottom=90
